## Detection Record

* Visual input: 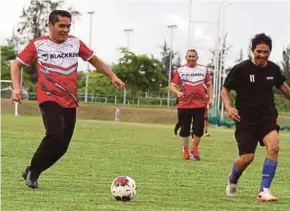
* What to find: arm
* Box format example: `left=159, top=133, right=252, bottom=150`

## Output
left=10, top=60, right=25, bottom=103
left=170, top=70, right=183, bottom=98
left=79, top=40, right=125, bottom=89
left=88, top=55, right=125, bottom=89
left=280, top=82, right=290, bottom=100
left=206, top=82, right=213, bottom=107
left=220, top=87, right=232, bottom=111
left=221, top=87, right=240, bottom=121
left=89, top=55, right=116, bottom=78
left=170, top=84, right=183, bottom=98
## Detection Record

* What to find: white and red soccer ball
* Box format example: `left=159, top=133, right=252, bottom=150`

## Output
left=111, top=176, right=136, bottom=202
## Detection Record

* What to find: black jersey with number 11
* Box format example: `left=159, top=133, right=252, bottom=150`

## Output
left=223, top=60, right=286, bottom=117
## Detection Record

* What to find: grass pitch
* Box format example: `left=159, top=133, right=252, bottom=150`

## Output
left=1, top=114, right=290, bottom=211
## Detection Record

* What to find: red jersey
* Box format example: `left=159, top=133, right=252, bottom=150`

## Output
left=17, top=35, right=93, bottom=108
left=171, top=64, right=211, bottom=109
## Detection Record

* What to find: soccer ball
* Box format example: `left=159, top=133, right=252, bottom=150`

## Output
left=111, top=176, right=136, bottom=202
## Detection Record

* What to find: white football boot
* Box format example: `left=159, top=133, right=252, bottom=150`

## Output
left=256, top=188, right=278, bottom=202
left=226, top=173, right=238, bottom=197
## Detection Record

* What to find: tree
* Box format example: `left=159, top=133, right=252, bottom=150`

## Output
left=247, top=44, right=252, bottom=59
left=6, top=0, right=81, bottom=92
left=8, top=0, right=80, bottom=44
left=281, top=47, right=290, bottom=84
left=159, top=40, right=181, bottom=76
left=1, top=46, right=16, bottom=80
left=77, top=71, right=121, bottom=96
left=236, top=49, right=244, bottom=63
left=207, top=33, right=232, bottom=73
left=113, top=48, right=167, bottom=96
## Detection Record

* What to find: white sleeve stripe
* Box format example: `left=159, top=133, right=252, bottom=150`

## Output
left=16, top=57, right=29, bottom=67
left=86, top=53, right=94, bottom=61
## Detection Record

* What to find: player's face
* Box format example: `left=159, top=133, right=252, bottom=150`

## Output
left=186, top=51, right=198, bottom=67
left=49, top=16, right=71, bottom=42
left=252, top=43, right=271, bottom=67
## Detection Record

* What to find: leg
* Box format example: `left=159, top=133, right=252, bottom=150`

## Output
left=226, top=125, right=258, bottom=197
left=191, top=108, right=205, bottom=160
left=174, top=121, right=181, bottom=136
left=50, top=107, right=76, bottom=165
left=204, top=109, right=209, bottom=136
left=29, top=102, right=65, bottom=176
left=257, top=129, right=279, bottom=201
left=178, top=109, right=192, bottom=160
left=204, top=119, right=210, bottom=136
left=23, top=102, right=65, bottom=188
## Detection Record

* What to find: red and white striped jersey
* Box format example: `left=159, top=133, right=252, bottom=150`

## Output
left=171, top=64, right=211, bottom=109
left=17, top=35, right=93, bottom=108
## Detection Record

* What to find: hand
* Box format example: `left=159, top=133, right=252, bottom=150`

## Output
left=111, top=75, right=125, bottom=89
left=208, top=99, right=213, bottom=108
left=176, top=91, right=184, bottom=98
left=226, top=106, right=240, bottom=122
left=11, top=88, right=22, bottom=104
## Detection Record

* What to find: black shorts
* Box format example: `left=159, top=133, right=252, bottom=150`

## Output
left=178, top=107, right=205, bottom=137
left=234, top=114, right=279, bottom=156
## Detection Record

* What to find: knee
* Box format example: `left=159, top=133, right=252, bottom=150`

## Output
left=240, top=154, right=255, bottom=165
left=47, top=129, right=63, bottom=141
left=267, top=143, right=280, bottom=155
left=179, top=126, right=191, bottom=137
left=57, top=142, right=70, bottom=157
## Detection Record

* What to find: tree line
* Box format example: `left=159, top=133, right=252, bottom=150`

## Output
left=1, top=0, right=290, bottom=102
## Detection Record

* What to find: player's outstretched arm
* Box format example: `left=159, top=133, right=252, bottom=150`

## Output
left=170, top=84, right=183, bottom=98
left=206, top=82, right=213, bottom=108
left=88, top=55, right=125, bottom=89
left=221, top=87, right=240, bottom=122
left=280, top=82, right=290, bottom=100
left=10, top=60, right=24, bottom=103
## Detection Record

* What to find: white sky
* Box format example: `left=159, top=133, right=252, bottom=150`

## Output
left=1, top=0, right=290, bottom=71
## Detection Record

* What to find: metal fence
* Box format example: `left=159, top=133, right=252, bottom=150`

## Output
left=1, top=91, right=177, bottom=107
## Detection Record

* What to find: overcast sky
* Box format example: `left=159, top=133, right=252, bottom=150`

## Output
left=1, top=0, right=290, bottom=71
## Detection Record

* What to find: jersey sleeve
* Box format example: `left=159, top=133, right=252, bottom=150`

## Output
left=79, top=40, right=94, bottom=61
left=16, top=41, right=37, bottom=66
left=274, top=66, right=286, bottom=89
left=223, top=65, right=239, bottom=91
left=204, top=68, right=212, bottom=84
left=171, top=71, right=181, bottom=86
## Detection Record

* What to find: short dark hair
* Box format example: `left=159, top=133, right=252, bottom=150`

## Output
left=251, top=33, right=272, bottom=51
left=186, top=49, right=198, bottom=55
left=49, top=10, right=71, bottom=24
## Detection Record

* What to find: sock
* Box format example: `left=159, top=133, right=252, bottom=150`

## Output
left=260, top=158, right=278, bottom=192
left=229, top=165, right=242, bottom=184
left=192, top=142, right=199, bottom=155
left=182, top=146, right=188, bottom=152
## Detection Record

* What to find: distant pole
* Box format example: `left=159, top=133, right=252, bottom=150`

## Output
left=217, top=2, right=233, bottom=119
left=124, top=29, right=133, bottom=50
left=167, top=25, right=177, bottom=107
left=15, top=27, right=22, bottom=116
left=85, top=11, right=94, bottom=103
left=123, top=29, right=133, bottom=105
left=188, top=0, right=193, bottom=49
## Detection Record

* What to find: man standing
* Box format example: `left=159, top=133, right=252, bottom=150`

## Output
left=10, top=10, right=125, bottom=189
left=171, top=49, right=213, bottom=160
left=221, top=33, right=290, bottom=201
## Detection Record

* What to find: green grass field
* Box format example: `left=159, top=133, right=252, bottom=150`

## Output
left=1, top=114, right=290, bottom=211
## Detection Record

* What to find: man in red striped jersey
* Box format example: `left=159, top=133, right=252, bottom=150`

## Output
left=171, top=49, right=213, bottom=160
left=10, top=10, right=125, bottom=189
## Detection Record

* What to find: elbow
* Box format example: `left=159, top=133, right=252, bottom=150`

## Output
left=220, top=87, right=228, bottom=98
